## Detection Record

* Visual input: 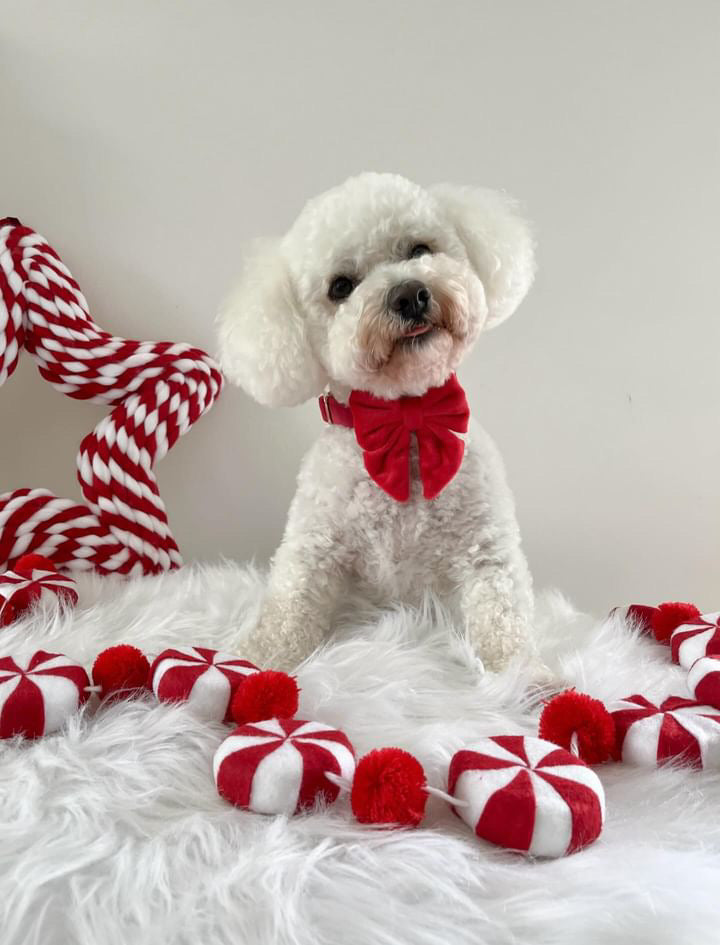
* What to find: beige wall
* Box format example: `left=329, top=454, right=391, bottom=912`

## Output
left=1, top=0, right=718, bottom=614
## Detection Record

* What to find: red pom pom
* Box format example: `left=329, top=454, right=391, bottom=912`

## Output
left=13, top=554, right=57, bottom=576
left=230, top=670, right=299, bottom=724
left=92, top=645, right=150, bottom=700
left=651, top=602, right=701, bottom=644
left=538, top=689, right=615, bottom=764
left=351, top=747, right=427, bottom=827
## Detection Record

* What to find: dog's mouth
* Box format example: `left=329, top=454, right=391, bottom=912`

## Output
left=395, top=323, right=440, bottom=348
left=402, top=323, right=433, bottom=339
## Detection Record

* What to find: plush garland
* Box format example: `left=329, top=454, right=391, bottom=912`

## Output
left=0, top=629, right=606, bottom=860
left=541, top=599, right=720, bottom=769
left=2, top=576, right=716, bottom=857
left=0, top=219, right=223, bottom=575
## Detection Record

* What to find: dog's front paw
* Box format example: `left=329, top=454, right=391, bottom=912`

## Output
left=468, top=609, right=533, bottom=673
left=236, top=602, right=326, bottom=671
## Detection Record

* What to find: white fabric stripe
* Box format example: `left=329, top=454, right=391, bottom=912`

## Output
left=212, top=734, right=281, bottom=782
left=34, top=673, right=82, bottom=734
left=527, top=771, right=573, bottom=858
left=248, top=718, right=288, bottom=738
left=621, top=711, right=664, bottom=765
left=290, top=720, right=347, bottom=739
left=185, top=666, right=231, bottom=720
left=250, top=740, right=304, bottom=815
left=676, top=627, right=717, bottom=669
left=523, top=737, right=557, bottom=768
left=0, top=674, right=23, bottom=711
left=212, top=651, right=254, bottom=667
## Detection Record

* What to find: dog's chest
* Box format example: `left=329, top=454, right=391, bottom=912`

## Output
left=348, top=440, right=465, bottom=597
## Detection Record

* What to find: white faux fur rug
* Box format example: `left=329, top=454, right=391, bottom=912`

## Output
left=1, top=563, right=719, bottom=945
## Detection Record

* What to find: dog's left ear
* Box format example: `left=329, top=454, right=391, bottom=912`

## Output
left=431, top=184, right=536, bottom=329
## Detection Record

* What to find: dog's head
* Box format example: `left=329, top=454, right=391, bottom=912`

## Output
left=218, top=172, right=535, bottom=404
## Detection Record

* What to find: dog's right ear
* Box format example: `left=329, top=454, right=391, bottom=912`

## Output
left=216, top=239, right=328, bottom=407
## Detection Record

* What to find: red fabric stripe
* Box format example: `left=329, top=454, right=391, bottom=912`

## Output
left=216, top=738, right=282, bottom=809
left=611, top=698, right=659, bottom=759
left=155, top=663, right=206, bottom=703
left=0, top=675, right=45, bottom=738
left=293, top=740, right=344, bottom=811
left=535, top=748, right=580, bottom=769
left=291, top=728, right=354, bottom=750
left=475, top=768, right=536, bottom=852
left=448, top=749, right=519, bottom=795
left=491, top=735, right=530, bottom=766
left=656, top=712, right=702, bottom=767
left=695, top=671, right=720, bottom=708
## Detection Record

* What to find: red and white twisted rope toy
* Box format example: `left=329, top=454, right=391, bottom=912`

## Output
left=0, top=217, right=223, bottom=575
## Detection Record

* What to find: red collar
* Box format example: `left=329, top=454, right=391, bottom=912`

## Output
left=318, top=375, right=470, bottom=501
left=318, top=393, right=354, bottom=428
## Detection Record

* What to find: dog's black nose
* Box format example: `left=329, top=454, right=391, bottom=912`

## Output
left=387, top=280, right=431, bottom=322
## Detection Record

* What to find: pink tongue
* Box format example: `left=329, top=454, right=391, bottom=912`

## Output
left=404, top=324, right=432, bottom=338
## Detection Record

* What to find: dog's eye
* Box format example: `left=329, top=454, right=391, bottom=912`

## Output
left=328, top=276, right=355, bottom=301
left=409, top=243, right=432, bottom=259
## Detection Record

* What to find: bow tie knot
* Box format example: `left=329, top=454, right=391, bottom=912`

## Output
left=401, top=401, right=425, bottom=432
left=347, top=374, right=470, bottom=502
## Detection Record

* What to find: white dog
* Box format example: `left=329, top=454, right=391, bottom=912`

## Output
left=218, top=172, right=539, bottom=674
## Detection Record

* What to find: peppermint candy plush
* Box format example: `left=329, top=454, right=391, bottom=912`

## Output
left=687, top=657, right=720, bottom=710
left=0, top=555, right=78, bottom=627
left=670, top=613, right=720, bottom=668
left=611, top=695, right=720, bottom=768
left=214, top=717, right=356, bottom=815
left=150, top=646, right=259, bottom=721
left=447, top=735, right=605, bottom=858
left=0, top=650, right=90, bottom=738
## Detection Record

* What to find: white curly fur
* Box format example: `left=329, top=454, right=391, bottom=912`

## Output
left=217, top=173, right=537, bottom=673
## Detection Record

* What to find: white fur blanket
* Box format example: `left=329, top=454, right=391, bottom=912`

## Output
left=1, top=564, right=718, bottom=945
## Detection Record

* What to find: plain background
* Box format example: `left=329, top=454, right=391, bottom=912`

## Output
left=1, top=1, right=718, bottom=616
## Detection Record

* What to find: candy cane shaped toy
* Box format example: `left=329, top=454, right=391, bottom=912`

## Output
left=0, top=218, right=223, bottom=575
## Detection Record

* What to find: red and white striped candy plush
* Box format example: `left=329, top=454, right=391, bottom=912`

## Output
left=0, top=650, right=89, bottom=738
left=0, top=559, right=77, bottom=627
left=447, top=735, right=605, bottom=858
left=611, top=695, right=720, bottom=768
left=213, top=718, right=356, bottom=815
left=150, top=647, right=258, bottom=721
left=687, top=657, right=720, bottom=710
left=670, top=613, right=720, bottom=668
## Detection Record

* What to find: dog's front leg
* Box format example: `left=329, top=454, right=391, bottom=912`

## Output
left=239, top=523, right=349, bottom=671
left=458, top=557, right=536, bottom=672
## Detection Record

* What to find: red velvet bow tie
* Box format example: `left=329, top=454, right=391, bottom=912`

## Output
left=318, top=374, right=470, bottom=501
